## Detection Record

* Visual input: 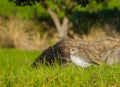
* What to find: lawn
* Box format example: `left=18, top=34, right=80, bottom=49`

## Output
left=0, top=48, right=120, bottom=87
left=0, top=0, right=120, bottom=19
left=0, top=0, right=48, bottom=19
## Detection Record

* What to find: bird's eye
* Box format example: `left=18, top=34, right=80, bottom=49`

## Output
left=70, top=48, right=74, bottom=52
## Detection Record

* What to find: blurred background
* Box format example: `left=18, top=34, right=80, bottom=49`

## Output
left=0, top=0, right=120, bottom=50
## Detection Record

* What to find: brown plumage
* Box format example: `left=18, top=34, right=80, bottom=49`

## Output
left=32, top=38, right=85, bottom=67
left=32, top=37, right=120, bottom=67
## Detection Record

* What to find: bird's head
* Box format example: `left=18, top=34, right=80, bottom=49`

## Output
left=70, top=48, right=79, bottom=54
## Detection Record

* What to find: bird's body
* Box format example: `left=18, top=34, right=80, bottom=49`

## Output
left=71, top=54, right=92, bottom=67
left=70, top=48, right=93, bottom=67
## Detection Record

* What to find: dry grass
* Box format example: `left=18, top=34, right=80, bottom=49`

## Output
left=0, top=16, right=119, bottom=50
left=0, top=17, right=49, bottom=50
left=82, top=24, right=120, bottom=41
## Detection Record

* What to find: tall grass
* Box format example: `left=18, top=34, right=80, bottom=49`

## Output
left=0, top=17, right=49, bottom=50
left=0, top=48, right=120, bottom=87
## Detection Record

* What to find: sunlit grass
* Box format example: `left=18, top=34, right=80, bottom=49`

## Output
left=0, top=48, right=120, bottom=87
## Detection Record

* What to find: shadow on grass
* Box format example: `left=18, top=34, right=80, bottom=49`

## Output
left=71, top=7, right=120, bottom=35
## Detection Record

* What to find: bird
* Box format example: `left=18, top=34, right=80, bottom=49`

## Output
left=70, top=47, right=94, bottom=68
left=32, top=37, right=120, bottom=68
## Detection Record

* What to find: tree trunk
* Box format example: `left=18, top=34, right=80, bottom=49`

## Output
left=47, top=8, right=71, bottom=40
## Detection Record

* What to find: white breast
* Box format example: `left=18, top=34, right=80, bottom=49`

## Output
left=71, top=56, right=91, bottom=68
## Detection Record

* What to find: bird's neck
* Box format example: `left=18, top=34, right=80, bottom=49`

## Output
left=71, top=53, right=79, bottom=58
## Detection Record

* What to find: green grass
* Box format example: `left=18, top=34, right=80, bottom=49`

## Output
left=0, top=0, right=120, bottom=19
left=0, top=48, right=120, bottom=87
left=0, top=0, right=48, bottom=19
